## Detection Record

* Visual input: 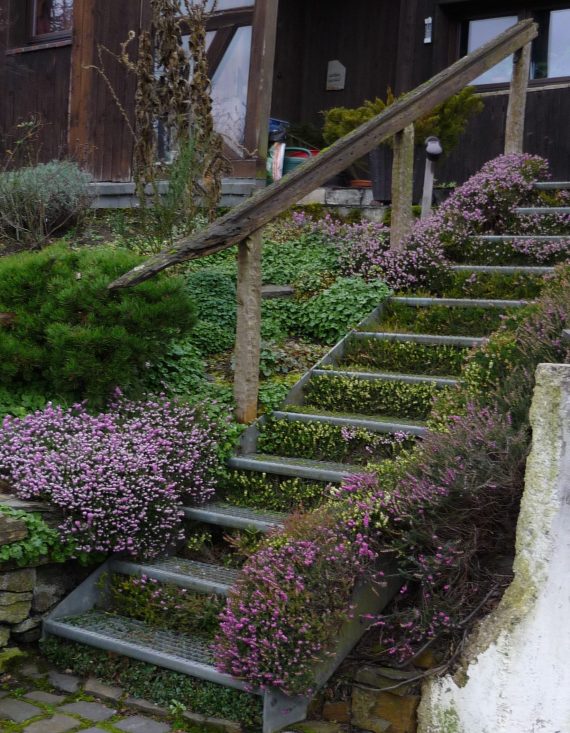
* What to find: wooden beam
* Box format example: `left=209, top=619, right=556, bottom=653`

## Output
left=390, top=124, right=415, bottom=251
left=109, top=19, right=538, bottom=290
left=234, top=230, right=263, bottom=424
left=505, top=41, right=531, bottom=155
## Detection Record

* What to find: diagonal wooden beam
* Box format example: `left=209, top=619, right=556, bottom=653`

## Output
left=109, top=19, right=537, bottom=290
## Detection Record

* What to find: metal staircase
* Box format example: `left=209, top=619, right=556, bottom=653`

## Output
left=44, top=181, right=568, bottom=732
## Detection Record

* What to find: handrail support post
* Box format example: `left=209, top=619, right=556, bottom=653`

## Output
left=390, top=124, right=415, bottom=251
left=234, top=230, right=263, bottom=424
left=505, top=41, right=532, bottom=154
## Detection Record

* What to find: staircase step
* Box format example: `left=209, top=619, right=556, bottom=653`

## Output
left=514, top=207, right=570, bottom=215
left=184, top=502, right=286, bottom=533
left=273, top=409, right=427, bottom=437
left=354, top=331, right=486, bottom=348
left=312, top=368, right=459, bottom=388
left=110, top=557, right=239, bottom=596
left=229, top=454, right=367, bottom=483
left=44, top=612, right=249, bottom=692
left=475, top=234, right=569, bottom=242
left=534, top=181, right=570, bottom=190
left=451, top=264, right=555, bottom=275
left=389, top=296, right=527, bottom=309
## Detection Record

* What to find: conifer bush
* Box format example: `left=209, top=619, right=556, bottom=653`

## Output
left=0, top=245, right=196, bottom=406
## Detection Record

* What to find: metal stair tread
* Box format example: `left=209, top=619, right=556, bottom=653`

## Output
left=273, top=409, right=428, bottom=436
left=388, top=296, right=527, bottom=308
left=534, top=181, right=570, bottom=189
left=514, top=206, right=570, bottom=214
left=450, top=264, right=555, bottom=274
left=229, top=453, right=370, bottom=481
left=183, top=502, right=286, bottom=531
left=44, top=611, right=248, bottom=692
left=354, top=331, right=486, bottom=347
left=475, top=234, right=570, bottom=241
left=314, top=367, right=460, bottom=386
left=110, top=557, right=240, bottom=595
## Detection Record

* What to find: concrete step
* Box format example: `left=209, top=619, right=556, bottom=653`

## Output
left=44, top=612, right=249, bottom=692
left=353, top=331, right=486, bottom=348
left=183, top=502, right=286, bottom=533
left=389, top=296, right=527, bottom=309
left=273, top=409, right=428, bottom=437
left=228, top=454, right=368, bottom=483
left=312, top=367, right=459, bottom=388
left=450, top=264, right=555, bottom=275
left=110, top=557, right=239, bottom=596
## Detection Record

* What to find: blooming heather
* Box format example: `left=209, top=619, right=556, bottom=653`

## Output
left=0, top=395, right=223, bottom=557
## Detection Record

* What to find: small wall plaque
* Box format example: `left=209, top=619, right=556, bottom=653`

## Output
left=326, top=60, right=346, bottom=91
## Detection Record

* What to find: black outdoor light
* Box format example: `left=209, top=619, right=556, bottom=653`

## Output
left=425, top=136, right=443, bottom=161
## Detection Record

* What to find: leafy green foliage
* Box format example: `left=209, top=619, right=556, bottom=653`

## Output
left=219, top=471, right=325, bottom=512
left=302, top=278, right=392, bottom=343
left=261, top=234, right=340, bottom=286
left=0, top=506, right=85, bottom=567
left=108, top=573, right=224, bottom=637
left=342, top=337, right=468, bottom=376
left=0, top=245, right=195, bottom=406
left=143, top=337, right=205, bottom=396
left=304, top=374, right=443, bottom=420
left=0, top=387, right=48, bottom=419
left=258, top=417, right=415, bottom=465
left=0, top=161, right=92, bottom=250
left=378, top=302, right=517, bottom=337
left=41, top=637, right=262, bottom=729
left=427, top=270, right=547, bottom=300
left=323, top=87, right=483, bottom=153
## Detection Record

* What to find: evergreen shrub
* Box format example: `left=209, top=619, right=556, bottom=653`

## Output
left=0, top=245, right=195, bottom=406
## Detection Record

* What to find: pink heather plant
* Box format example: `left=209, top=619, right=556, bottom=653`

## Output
left=0, top=394, right=223, bottom=557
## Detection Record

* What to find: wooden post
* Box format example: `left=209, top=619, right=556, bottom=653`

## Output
left=390, top=124, right=415, bottom=251
left=234, top=230, right=263, bottom=424
left=421, top=158, right=436, bottom=220
left=505, top=41, right=531, bottom=154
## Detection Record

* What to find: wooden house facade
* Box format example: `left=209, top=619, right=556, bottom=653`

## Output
left=1, top=0, right=569, bottom=188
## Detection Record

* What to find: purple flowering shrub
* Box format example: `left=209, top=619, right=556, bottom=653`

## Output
left=0, top=395, right=223, bottom=557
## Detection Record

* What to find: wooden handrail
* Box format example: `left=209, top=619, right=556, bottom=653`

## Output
left=109, top=18, right=537, bottom=290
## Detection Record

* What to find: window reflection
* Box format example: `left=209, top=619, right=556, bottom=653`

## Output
left=467, top=16, right=518, bottom=85
left=547, top=9, right=570, bottom=78
left=181, top=0, right=254, bottom=12
left=34, top=0, right=73, bottom=36
left=210, top=26, right=252, bottom=146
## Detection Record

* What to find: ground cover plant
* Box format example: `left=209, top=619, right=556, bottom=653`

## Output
left=0, top=395, right=226, bottom=557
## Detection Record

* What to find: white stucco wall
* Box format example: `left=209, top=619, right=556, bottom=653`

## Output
left=418, top=363, right=570, bottom=733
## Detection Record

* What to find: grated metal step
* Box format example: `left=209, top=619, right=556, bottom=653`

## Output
left=228, top=454, right=369, bottom=483
left=353, top=331, right=486, bottom=348
left=514, top=206, right=570, bottom=215
left=44, top=612, right=249, bottom=692
left=450, top=264, right=555, bottom=275
left=183, top=502, right=286, bottom=533
left=389, top=296, right=527, bottom=309
left=312, top=368, right=459, bottom=388
left=475, top=234, right=570, bottom=242
left=272, top=409, right=428, bottom=437
left=110, top=557, right=239, bottom=596
left=534, top=181, right=570, bottom=190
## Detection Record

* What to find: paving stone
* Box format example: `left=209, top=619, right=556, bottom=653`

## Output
left=0, top=697, right=43, bottom=722
left=80, top=729, right=110, bottom=733
left=84, top=676, right=123, bottom=702
left=23, top=714, right=80, bottom=733
left=60, top=701, right=116, bottom=721
left=0, top=691, right=9, bottom=699
left=25, top=690, right=67, bottom=705
left=115, top=714, right=171, bottom=733
left=48, top=670, right=80, bottom=693
left=124, top=697, right=168, bottom=718
left=19, top=662, right=45, bottom=679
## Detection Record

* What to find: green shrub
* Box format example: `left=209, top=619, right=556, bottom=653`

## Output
left=304, top=374, right=443, bottom=420
left=0, top=245, right=195, bottom=405
left=143, top=337, right=205, bottom=396
left=0, top=161, right=92, bottom=249
left=262, top=236, right=340, bottom=286
left=219, top=470, right=325, bottom=512
left=302, top=278, right=392, bottom=343
left=186, top=269, right=236, bottom=328
left=342, top=337, right=468, bottom=376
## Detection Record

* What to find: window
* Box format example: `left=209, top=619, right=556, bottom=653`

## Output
left=33, top=0, right=73, bottom=38
left=466, top=16, right=518, bottom=85
left=464, top=8, right=570, bottom=85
